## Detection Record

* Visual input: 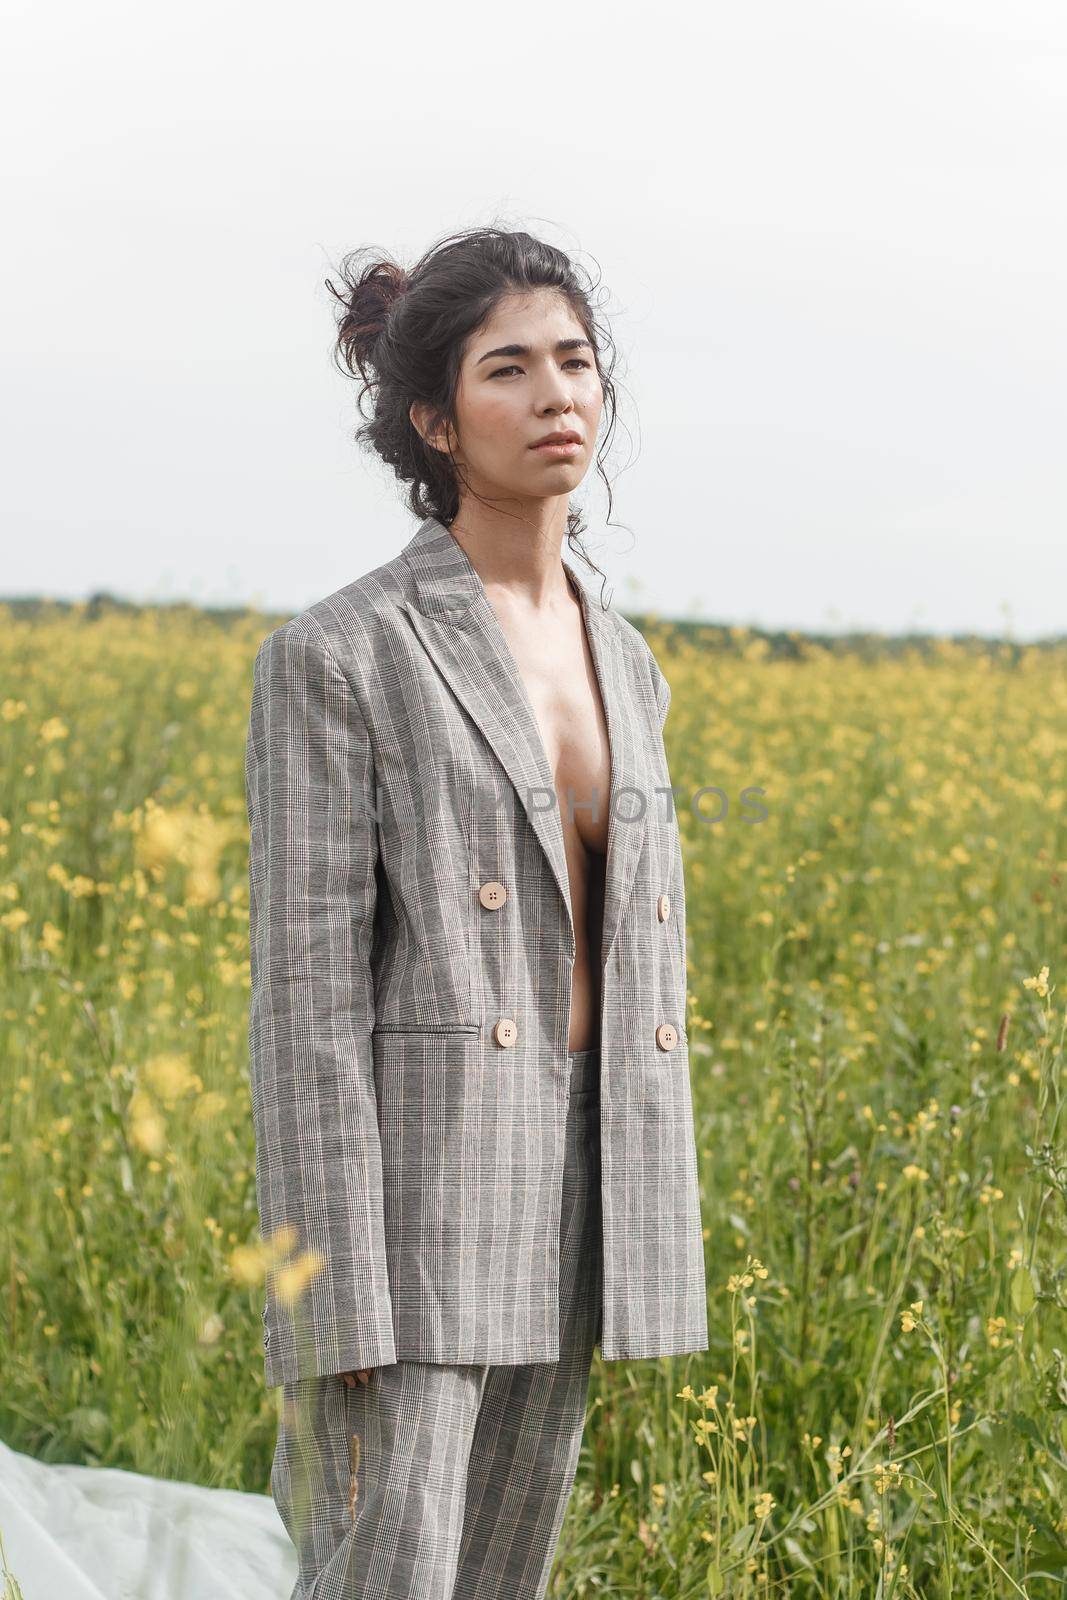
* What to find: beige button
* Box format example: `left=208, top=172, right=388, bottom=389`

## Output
left=492, top=1017, right=518, bottom=1047
left=657, top=893, right=671, bottom=921
left=479, top=880, right=507, bottom=910
left=655, top=1022, right=679, bottom=1051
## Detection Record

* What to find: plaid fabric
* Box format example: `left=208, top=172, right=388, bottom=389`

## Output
left=245, top=514, right=708, bottom=1387
left=269, top=1047, right=603, bottom=1598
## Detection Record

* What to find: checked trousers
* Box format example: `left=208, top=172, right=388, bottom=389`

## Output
left=269, top=1045, right=604, bottom=1600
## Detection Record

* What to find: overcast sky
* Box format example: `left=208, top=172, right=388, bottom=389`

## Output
left=2, top=0, right=1064, bottom=638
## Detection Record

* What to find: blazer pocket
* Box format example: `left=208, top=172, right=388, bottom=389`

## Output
left=370, top=1022, right=480, bottom=1036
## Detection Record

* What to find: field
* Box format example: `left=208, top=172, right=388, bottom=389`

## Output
left=1, top=600, right=1066, bottom=1597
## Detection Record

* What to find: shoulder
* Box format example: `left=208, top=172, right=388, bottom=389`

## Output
left=253, top=548, right=413, bottom=675
left=601, top=606, right=672, bottom=728
left=607, top=606, right=668, bottom=688
left=610, top=607, right=655, bottom=660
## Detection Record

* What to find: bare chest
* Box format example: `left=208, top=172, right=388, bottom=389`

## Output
left=496, top=607, right=612, bottom=856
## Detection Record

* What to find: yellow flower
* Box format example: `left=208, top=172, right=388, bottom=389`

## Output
left=753, top=1491, right=776, bottom=1521
left=263, top=1224, right=299, bottom=1266
left=143, top=1051, right=199, bottom=1102
left=273, top=1249, right=325, bottom=1308
left=192, top=1090, right=229, bottom=1122
left=985, top=1314, right=1008, bottom=1348
left=128, top=1089, right=166, bottom=1154
left=228, top=1242, right=270, bottom=1286
left=1023, top=966, right=1050, bottom=998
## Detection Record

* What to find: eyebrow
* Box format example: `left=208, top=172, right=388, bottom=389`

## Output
left=474, top=338, right=594, bottom=366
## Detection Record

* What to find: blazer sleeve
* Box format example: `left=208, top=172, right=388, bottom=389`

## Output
left=245, top=619, right=396, bottom=1384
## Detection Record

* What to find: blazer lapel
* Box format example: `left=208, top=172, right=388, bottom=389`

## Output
left=399, top=515, right=649, bottom=971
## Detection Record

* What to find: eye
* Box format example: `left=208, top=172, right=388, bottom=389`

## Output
left=490, top=359, right=593, bottom=378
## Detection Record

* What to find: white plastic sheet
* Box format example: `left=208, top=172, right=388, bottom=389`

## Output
left=0, top=1435, right=297, bottom=1600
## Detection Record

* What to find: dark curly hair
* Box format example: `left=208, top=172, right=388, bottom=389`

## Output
left=324, top=225, right=625, bottom=602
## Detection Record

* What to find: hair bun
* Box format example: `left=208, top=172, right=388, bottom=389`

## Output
left=369, top=260, right=410, bottom=309
left=326, top=253, right=410, bottom=378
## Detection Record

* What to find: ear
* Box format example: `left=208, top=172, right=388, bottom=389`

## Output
left=410, top=400, right=452, bottom=455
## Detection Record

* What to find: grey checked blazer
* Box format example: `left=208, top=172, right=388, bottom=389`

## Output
left=245, top=514, right=709, bottom=1387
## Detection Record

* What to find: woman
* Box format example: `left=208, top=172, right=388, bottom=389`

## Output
left=245, top=225, right=707, bottom=1599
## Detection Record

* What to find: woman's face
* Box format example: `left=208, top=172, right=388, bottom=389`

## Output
left=415, top=287, right=604, bottom=507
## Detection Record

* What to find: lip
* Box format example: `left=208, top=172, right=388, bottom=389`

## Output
left=530, top=431, right=582, bottom=449
left=531, top=437, right=582, bottom=456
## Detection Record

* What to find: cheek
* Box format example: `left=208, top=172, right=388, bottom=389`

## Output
left=582, top=376, right=605, bottom=425
left=461, top=391, right=527, bottom=458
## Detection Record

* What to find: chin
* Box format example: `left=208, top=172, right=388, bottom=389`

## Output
left=525, top=457, right=584, bottom=476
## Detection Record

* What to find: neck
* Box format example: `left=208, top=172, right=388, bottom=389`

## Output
left=447, top=499, right=574, bottom=609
